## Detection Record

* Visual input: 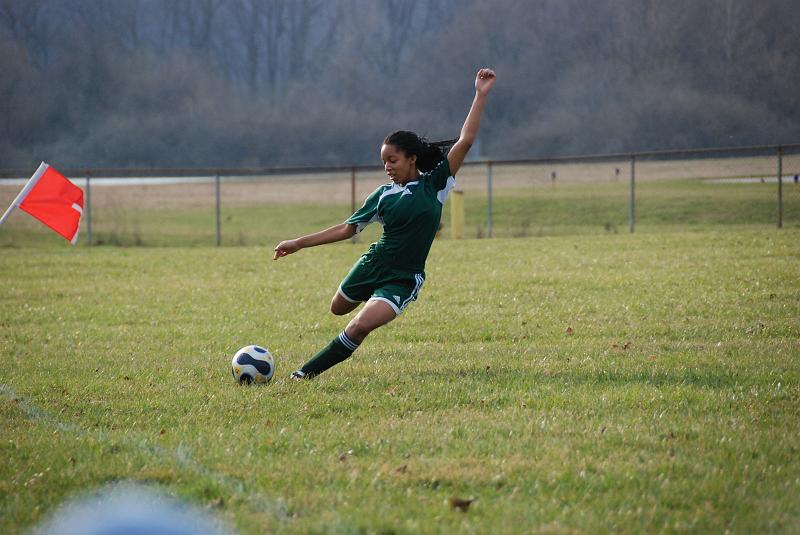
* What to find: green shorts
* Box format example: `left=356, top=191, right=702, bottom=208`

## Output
left=337, top=255, right=425, bottom=315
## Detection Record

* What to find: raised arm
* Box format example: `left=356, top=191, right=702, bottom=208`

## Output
left=273, top=222, right=356, bottom=260
left=447, top=68, right=496, bottom=176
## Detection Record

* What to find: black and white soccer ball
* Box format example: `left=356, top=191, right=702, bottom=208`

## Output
left=231, top=345, right=274, bottom=384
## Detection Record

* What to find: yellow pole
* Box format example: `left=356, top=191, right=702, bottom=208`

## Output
left=450, top=190, right=464, bottom=239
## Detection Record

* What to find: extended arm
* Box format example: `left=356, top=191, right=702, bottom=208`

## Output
left=447, top=68, right=496, bottom=176
left=273, top=222, right=356, bottom=260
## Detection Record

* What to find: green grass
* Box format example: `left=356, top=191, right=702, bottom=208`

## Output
left=1, top=228, right=799, bottom=534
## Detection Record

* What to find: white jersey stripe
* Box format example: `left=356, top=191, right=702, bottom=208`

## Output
left=377, top=181, right=417, bottom=210
left=354, top=212, right=380, bottom=234
left=436, top=175, right=456, bottom=204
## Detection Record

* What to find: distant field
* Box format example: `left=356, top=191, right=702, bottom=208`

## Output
left=1, top=229, right=799, bottom=534
left=1, top=168, right=799, bottom=247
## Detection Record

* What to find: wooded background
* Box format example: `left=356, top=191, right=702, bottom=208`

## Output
left=1, top=0, right=798, bottom=168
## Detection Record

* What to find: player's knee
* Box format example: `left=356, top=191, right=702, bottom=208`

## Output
left=330, top=297, right=353, bottom=315
left=345, top=318, right=372, bottom=342
left=330, top=302, right=348, bottom=315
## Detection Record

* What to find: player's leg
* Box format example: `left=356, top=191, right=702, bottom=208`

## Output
left=292, top=267, right=421, bottom=379
left=330, top=290, right=359, bottom=315
left=330, top=258, right=373, bottom=316
left=293, top=300, right=396, bottom=379
left=343, top=299, right=397, bottom=344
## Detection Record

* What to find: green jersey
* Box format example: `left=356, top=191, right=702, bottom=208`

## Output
left=346, top=158, right=456, bottom=272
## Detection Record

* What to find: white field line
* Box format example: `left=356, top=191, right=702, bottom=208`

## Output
left=0, top=383, right=289, bottom=521
left=701, top=176, right=799, bottom=184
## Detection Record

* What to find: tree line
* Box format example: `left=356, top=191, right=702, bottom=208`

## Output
left=1, top=0, right=798, bottom=168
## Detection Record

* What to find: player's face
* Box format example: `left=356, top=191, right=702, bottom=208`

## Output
left=381, top=143, right=417, bottom=184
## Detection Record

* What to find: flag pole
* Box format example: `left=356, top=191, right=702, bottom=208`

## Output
left=0, top=162, right=49, bottom=226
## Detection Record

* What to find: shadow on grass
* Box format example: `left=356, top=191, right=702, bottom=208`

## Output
left=408, top=366, right=746, bottom=390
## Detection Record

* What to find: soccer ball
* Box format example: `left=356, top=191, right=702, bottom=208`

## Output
left=231, top=345, right=275, bottom=384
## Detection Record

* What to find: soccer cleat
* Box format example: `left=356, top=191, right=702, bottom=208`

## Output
left=290, top=370, right=307, bottom=380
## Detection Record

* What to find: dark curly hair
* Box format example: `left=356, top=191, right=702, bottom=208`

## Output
left=383, top=131, right=458, bottom=173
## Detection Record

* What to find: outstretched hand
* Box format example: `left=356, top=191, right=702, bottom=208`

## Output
left=475, top=68, right=496, bottom=96
left=273, top=239, right=300, bottom=260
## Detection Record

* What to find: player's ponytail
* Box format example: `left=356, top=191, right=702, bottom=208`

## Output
left=418, top=138, right=458, bottom=172
left=384, top=131, right=458, bottom=173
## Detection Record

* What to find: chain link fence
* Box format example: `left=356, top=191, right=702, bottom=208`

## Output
left=1, top=144, right=798, bottom=247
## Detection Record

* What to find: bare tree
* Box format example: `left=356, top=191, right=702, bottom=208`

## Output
left=1, top=0, right=798, bottom=167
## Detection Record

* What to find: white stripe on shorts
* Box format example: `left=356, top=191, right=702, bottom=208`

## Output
left=400, top=274, right=424, bottom=310
left=368, top=273, right=424, bottom=316
left=337, top=286, right=359, bottom=303
left=369, top=296, right=401, bottom=315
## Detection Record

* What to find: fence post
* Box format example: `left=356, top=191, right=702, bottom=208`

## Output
left=450, top=190, right=464, bottom=239
left=777, top=146, right=783, bottom=229
left=85, top=172, right=92, bottom=246
left=215, top=173, right=221, bottom=246
left=629, top=155, right=636, bottom=233
left=487, top=160, right=493, bottom=238
left=351, top=167, right=356, bottom=214
left=350, top=167, right=358, bottom=243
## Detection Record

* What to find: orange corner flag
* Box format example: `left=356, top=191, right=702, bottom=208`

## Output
left=0, top=162, right=84, bottom=244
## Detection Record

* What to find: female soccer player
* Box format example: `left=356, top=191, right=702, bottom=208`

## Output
left=274, top=68, right=496, bottom=378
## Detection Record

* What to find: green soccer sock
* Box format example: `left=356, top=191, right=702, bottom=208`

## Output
left=300, top=331, right=360, bottom=377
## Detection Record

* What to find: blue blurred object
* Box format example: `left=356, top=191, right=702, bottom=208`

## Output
left=33, top=483, right=234, bottom=535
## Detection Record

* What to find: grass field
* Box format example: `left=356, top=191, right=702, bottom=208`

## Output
left=1, top=225, right=799, bottom=533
